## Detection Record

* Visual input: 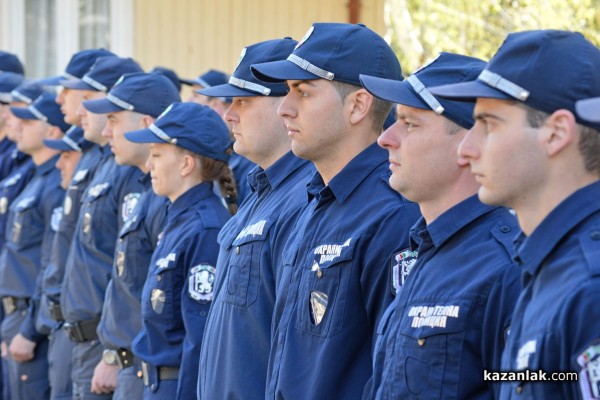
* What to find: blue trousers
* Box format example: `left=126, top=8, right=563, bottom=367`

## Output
left=0, top=310, right=49, bottom=400
left=71, top=341, right=112, bottom=400
left=48, top=327, right=74, bottom=399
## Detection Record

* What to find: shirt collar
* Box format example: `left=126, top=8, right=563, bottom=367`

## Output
left=166, top=181, right=213, bottom=224
left=409, top=195, right=501, bottom=251
left=516, top=180, right=600, bottom=277
left=139, top=172, right=152, bottom=188
left=307, top=142, right=387, bottom=204
left=249, top=151, right=309, bottom=195
left=36, top=154, right=60, bottom=176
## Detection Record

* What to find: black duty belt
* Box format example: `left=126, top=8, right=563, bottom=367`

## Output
left=116, top=348, right=135, bottom=369
left=1, top=296, right=29, bottom=315
left=63, top=318, right=100, bottom=343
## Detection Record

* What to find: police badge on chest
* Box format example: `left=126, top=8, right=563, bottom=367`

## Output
left=390, top=249, right=418, bottom=296
left=189, top=264, right=216, bottom=303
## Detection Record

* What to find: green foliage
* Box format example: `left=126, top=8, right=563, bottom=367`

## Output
left=385, top=0, right=600, bottom=74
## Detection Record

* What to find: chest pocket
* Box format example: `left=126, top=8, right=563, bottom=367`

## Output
left=11, top=196, right=41, bottom=249
left=220, top=218, right=275, bottom=308
left=61, top=169, right=91, bottom=228
left=508, top=334, right=544, bottom=397
left=142, top=250, right=184, bottom=323
left=393, top=300, right=471, bottom=399
left=81, top=182, right=113, bottom=243
left=295, top=235, right=359, bottom=338
left=115, top=213, right=148, bottom=285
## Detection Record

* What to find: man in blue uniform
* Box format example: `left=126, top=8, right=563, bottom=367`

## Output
left=81, top=72, right=179, bottom=398
left=359, top=52, right=521, bottom=399
left=41, top=125, right=95, bottom=400
left=196, top=37, right=315, bottom=399
left=0, top=92, right=69, bottom=399
left=429, top=30, right=600, bottom=399
left=577, top=97, right=600, bottom=123
left=58, top=56, right=145, bottom=400
left=38, top=48, right=113, bottom=400
left=0, top=82, right=45, bottom=251
left=188, top=68, right=255, bottom=205
left=251, top=23, right=421, bottom=399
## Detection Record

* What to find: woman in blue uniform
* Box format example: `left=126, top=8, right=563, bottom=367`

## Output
left=127, top=102, right=236, bottom=399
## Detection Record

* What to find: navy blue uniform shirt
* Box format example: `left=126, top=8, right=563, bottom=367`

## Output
left=0, top=151, right=34, bottom=250
left=0, top=137, right=16, bottom=182
left=0, top=155, right=64, bottom=342
left=499, top=181, right=600, bottom=400
left=132, top=182, right=230, bottom=400
left=365, top=195, right=520, bottom=400
left=266, top=143, right=421, bottom=400
left=98, top=173, right=168, bottom=351
left=61, top=151, right=144, bottom=322
left=39, top=144, right=104, bottom=330
left=199, top=151, right=313, bottom=399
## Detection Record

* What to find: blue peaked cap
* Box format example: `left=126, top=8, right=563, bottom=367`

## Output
left=82, top=72, right=181, bottom=118
left=200, top=38, right=298, bottom=98
left=60, top=56, right=143, bottom=92
left=361, top=52, right=486, bottom=129
left=252, top=23, right=402, bottom=86
left=429, top=30, right=600, bottom=131
left=125, top=102, right=232, bottom=162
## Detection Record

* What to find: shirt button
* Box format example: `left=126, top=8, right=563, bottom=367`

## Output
left=235, top=247, right=240, bottom=255
left=20, top=374, right=28, bottom=381
left=200, top=311, right=207, bottom=317
left=157, top=275, right=162, bottom=282
left=417, top=338, right=425, bottom=346
left=590, top=231, right=600, bottom=240
left=151, top=384, right=156, bottom=391
left=137, top=370, right=143, bottom=379
left=516, top=384, right=523, bottom=394
left=500, top=225, right=511, bottom=233
left=316, top=269, right=323, bottom=279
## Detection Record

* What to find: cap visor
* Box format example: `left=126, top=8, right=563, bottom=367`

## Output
left=43, top=138, right=75, bottom=151
left=37, top=75, right=63, bottom=86
left=576, top=98, right=600, bottom=123
left=124, top=128, right=165, bottom=144
left=179, top=78, right=194, bottom=86
left=9, top=106, right=37, bottom=120
left=360, top=74, right=430, bottom=110
left=199, top=84, right=259, bottom=98
left=59, top=78, right=95, bottom=91
left=251, top=60, right=318, bottom=83
left=429, top=80, right=512, bottom=101
left=82, top=98, right=123, bottom=114
left=0, top=93, right=11, bottom=103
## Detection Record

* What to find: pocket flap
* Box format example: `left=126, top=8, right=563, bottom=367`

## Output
left=232, top=218, right=275, bottom=246
left=309, top=235, right=359, bottom=270
left=398, top=300, right=471, bottom=339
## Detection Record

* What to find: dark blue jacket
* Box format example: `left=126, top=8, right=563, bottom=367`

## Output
left=499, top=181, right=600, bottom=400
left=0, top=155, right=64, bottom=342
left=39, top=144, right=104, bottom=331
left=98, top=173, right=168, bottom=351
left=266, top=143, right=421, bottom=400
left=199, top=151, right=313, bottom=399
left=366, top=195, right=520, bottom=399
left=61, top=152, right=144, bottom=322
left=0, top=151, right=35, bottom=250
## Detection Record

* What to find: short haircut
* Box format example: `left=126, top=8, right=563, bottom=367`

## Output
left=331, top=81, right=393, bottom=132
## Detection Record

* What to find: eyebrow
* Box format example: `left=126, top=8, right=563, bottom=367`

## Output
left=288, top=80, right=317, bottom=90
left=473, top=112, right=504, bottom=122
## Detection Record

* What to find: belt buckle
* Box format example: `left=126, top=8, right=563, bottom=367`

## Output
left=141, top=361, right=149, bottom=386
left=2, top=297, right=15, bottom=315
